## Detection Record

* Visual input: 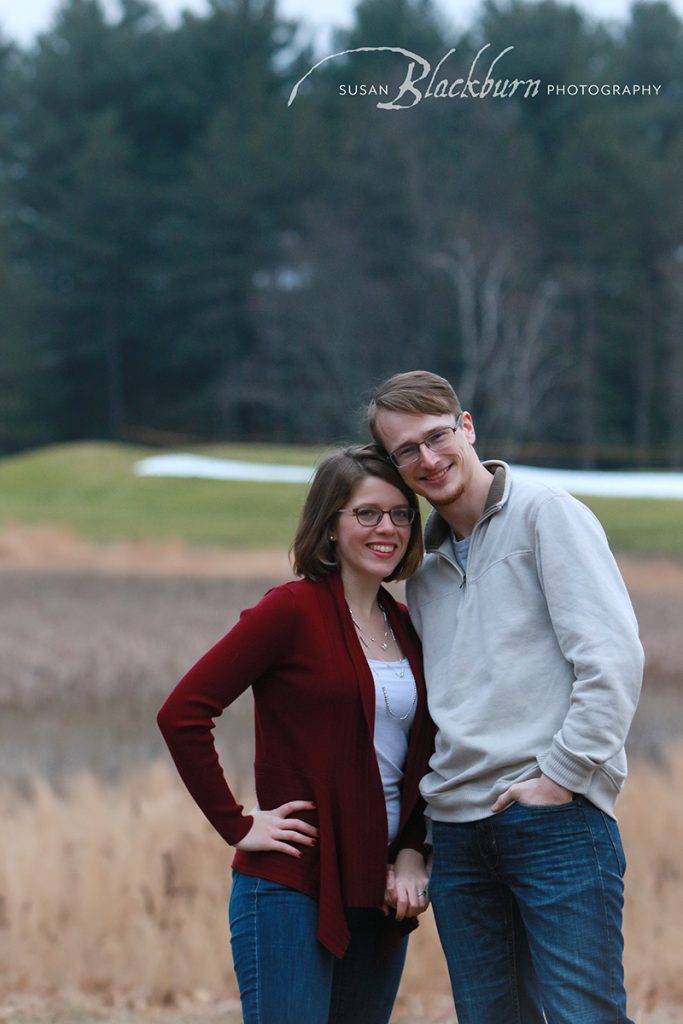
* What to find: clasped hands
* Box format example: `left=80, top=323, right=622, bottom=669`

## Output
left=235, top=802, right=430, bottom=922
left=383, top=847, right=431, bottom=921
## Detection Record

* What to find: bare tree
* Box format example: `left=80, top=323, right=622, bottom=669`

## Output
left=430, top=236, right=570, bottom=460
left=664, top=251, right=683, bottom=468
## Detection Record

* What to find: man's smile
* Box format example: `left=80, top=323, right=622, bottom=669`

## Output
left=420, top=463, right=452, bottom=483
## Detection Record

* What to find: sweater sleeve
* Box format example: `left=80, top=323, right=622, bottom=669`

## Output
left=391, top=797, right=428, bottom=858
left=157, top=585, right=297, bottom=846
left=532, top=493, right=644, bottom=792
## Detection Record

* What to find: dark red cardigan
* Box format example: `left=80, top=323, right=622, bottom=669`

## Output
left=157, top=572, right=433, bottom=958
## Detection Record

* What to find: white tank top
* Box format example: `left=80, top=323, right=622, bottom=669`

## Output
left=368, top=657, right=417, bottom=843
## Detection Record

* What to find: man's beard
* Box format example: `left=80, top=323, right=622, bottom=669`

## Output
left=430, top=480, right=465, bottom=508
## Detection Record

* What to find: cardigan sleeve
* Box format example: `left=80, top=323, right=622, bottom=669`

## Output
left=390, top=796, right=428, bottom=858
left=157, top=585, right=298, bottom=846
left=385, top=594, right=433, bottom=861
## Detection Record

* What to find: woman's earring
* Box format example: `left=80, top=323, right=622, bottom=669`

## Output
left=328, top=534, right=336, bottom=542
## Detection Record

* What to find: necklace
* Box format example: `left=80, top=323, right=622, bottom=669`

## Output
left=381, top=672, right=416, bottom=721
left=348, top=602, right=395, bottom=653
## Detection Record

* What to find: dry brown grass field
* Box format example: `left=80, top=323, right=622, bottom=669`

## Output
left=1, top=532, right=683, bottom=1023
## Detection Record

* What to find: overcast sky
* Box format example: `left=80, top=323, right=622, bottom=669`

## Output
left=4, top=0, right=683, bottom=47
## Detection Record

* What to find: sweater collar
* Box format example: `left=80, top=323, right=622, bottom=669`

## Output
left=423, top=460, right=510, bottom=551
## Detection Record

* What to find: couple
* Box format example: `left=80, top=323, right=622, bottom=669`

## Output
left=158, top=370, right=644, bottom=1024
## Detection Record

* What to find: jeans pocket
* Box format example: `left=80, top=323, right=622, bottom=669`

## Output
left=509, top=798, right=576, bottom=813
left=600, top=811, right=627, bottom=877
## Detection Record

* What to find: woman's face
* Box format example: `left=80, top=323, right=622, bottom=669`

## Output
left=332, top=475, right=412, bottom=586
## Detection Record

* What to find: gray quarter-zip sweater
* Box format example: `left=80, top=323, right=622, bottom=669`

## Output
left=406, top=461, right=644, bottom=822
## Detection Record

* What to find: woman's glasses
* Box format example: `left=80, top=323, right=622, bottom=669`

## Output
left=336, top=506, right=415, bottom=527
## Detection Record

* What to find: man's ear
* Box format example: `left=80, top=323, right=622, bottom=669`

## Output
left=461, top=411, right=476, bottom=446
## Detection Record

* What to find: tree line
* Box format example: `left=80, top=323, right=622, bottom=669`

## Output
left=1, top=0, right=682, bottom=466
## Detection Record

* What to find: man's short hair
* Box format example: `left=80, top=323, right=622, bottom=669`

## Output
left=368, top=371, right=462, bottom=445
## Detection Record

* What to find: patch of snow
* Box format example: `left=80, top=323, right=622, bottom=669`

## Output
left=509, top=465, right=683, bottom=500
left=134, top=453, right=683, bottom=500
left=134, top=454, right=314, bottom=484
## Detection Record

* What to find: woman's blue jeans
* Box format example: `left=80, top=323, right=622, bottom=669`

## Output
left=429, top=795, right=633, bottom=1024
left=229, top=872, right=407, bottom=1024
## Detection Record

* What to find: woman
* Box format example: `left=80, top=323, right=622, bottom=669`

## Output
left=157, top=444, right=433, bottom=1024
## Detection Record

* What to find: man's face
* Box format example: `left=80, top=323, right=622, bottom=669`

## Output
left=374, top=409, right=477, bottom=508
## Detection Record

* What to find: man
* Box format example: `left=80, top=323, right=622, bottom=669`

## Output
left=368, top=370, right=643, bottom=1024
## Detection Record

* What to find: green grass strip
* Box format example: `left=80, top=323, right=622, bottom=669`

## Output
left=0, top=442, right=681, bottom=557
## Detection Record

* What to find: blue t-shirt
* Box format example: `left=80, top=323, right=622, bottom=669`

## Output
left=451, top=532, right=471, bottom=573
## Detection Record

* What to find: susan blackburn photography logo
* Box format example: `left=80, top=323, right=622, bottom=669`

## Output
left=288, top=45, right=662, bottom=109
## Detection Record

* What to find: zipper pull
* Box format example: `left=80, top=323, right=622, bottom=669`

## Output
left=460, top=575, right=466, bottom=589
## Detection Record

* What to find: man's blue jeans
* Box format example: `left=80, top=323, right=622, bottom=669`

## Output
left=429, top=795, right=633, bottom=1024
left=229, top=872, right=407, bottom=1024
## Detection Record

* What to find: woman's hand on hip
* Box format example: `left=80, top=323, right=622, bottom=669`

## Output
left=384, top=847, right=430, bottom=921
left=235, top=801, right=318, bottom=858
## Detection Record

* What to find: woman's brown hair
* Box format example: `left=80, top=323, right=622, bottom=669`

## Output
left=291, top=444, right=423, bottom=582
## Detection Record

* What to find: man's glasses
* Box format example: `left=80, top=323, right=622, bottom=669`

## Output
left=388, top=415, right=463, bottom=468
left=336, top=506, right=416, bottom=527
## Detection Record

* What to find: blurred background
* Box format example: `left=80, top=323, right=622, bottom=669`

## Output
left=1, top=0, right=682, bottom=1021
left=1, top=0, right=683, bottom=465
